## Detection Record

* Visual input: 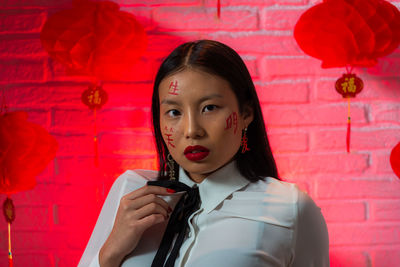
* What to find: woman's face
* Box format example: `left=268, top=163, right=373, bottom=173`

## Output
left=159, top=68, right=253, bottom=183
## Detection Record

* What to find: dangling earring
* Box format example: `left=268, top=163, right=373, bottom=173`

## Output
left=167, top=153, right=176, bottom=180
left=241, top=127, right=250, bottom=154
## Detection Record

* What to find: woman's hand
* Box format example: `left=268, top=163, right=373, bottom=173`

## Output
left=99, top=185, right=173, bottom=267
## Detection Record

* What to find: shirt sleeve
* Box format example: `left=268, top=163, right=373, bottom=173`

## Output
left=291, top=190, right=330, bottom=267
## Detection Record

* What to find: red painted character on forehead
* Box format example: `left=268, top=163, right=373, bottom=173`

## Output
left=168, top=80, right=179, bottom=95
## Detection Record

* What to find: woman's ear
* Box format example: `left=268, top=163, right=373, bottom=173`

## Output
left=242, top=103, right=254, bottom=127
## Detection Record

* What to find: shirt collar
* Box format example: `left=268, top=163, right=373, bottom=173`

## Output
left=178, top=161, right=250, bottom=214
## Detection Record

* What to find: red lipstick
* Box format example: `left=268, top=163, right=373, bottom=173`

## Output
left=184, top=145, right=210, bottom=161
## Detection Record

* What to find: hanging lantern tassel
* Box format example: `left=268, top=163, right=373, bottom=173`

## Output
left=346, top=98, right=351, bottom=153
left=3, top=197, right=15, bottom=267
left=217, top=0, right=221, bottom=19
left=81, top=82, right=108, bottom=166
left=335, top=71, right=364, bottom=153
left=93, top=108, right=99, bottom=167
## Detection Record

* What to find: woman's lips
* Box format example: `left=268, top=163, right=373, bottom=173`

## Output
left=184, top=145, right=210, bottom=161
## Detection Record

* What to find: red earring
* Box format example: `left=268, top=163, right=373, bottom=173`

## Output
left=241, top=128, right=250, bottom=153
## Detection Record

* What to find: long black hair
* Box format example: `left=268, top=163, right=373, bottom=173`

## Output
left=151, top=40, right=279, bottom=182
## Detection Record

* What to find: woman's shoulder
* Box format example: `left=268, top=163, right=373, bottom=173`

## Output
left=243, top=177, right=302, bottom=203
left=236, top=177, right=321, bottom=226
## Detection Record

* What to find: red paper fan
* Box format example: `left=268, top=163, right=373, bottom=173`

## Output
left=294, top=0, right=400, bottom=68
left=40, top=0, right=147, bottom=80
left=0, top=112, right=58, bottom=194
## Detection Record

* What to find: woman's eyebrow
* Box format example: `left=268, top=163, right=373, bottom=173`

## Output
left=161, top=94, right=223, bottom=105
left=160, top=99, right=180, bottom=105
left=198, top=94, right=223, bottom=103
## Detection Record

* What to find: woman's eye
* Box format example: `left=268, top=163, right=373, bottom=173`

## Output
left=167, top=109, right=181, bottom=117
left=203, top=105, right=218, bottom=112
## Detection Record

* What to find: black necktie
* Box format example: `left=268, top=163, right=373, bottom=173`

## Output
left=147, top=180, right=201, bottom=267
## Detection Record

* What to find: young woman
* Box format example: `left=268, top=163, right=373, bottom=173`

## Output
left=79, top=40, right=329, bottom=267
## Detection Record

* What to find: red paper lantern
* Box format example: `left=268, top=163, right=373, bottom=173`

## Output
left=334, top=72, right=364, bottom=153
left=80, top=83, right=108, bottom=166
left=40, top=0, right=146, bottom=165
left=335, top=73, right=364, bottom=98
left=0, top=110, right=58, bottom=266
left=294, top=0, right=400, bottom=68
left=294, top=0, right=400, bottom=153
left=3, top=198, right=15, bottom=223
left=391, top=142, right=400, bottom=179
left=81, top=84, right=108, bottom=110
left=40, top=0, right=147, bottom=80
left=0, top=111, right=58, bottom=194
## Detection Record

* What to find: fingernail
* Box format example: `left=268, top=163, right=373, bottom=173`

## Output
left=166, top=188, right=176, bottom=193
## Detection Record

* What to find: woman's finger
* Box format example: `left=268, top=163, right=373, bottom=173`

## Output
left=124, top=185, right=174, bottom=200
left=134, top=202, right=169, bottom=220
left=136, top=213, right=166, bottom=229
left=129, top=193, right=171, bottom=211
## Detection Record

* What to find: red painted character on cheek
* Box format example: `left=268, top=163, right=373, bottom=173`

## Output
left=224, top=112, right=238, bottom=134
left=164, top=127, right=175, bottom=148
left=164, top=126, right=174, bottom=133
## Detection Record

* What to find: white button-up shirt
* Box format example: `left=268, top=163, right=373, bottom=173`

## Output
left=79, top=161, right=329, bottom=267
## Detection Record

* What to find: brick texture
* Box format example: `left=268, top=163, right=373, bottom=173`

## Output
left=1, top=0, right=400, bottom=266
left=371, top=249, right=400, bottom=267
left=263, top=104, right=368, bottom=126
left=328, top=224, right=400, bottom=246
left=261, top=7, right=305, bottom=30
left=153, top=6, right=259, bottom=31
left=329, top=249, right=370, bottom=267
left=370, top=200, right=400, bottom=221
left=0, top=10, right=46, bottom=33
left=317, top=179, right=400, bottom=199
left=268, top=132, right=308, bottom=153
left=0, top=58, right=45, bottom=82
left=255, top=81, right=310, bottom=104
left=319, top=201, right=367, bottom=223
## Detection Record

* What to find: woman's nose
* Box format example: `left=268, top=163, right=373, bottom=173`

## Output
left=183, top=112, right=205, bottom=139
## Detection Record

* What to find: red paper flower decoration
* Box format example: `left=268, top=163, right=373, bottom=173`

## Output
left=0, top=112, right=58, bottom=194
left=391, top=142, right=400, bottom=179
left=40, top=0, right=147, bottom=80
left=294, top=0, right=400, bottom=68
